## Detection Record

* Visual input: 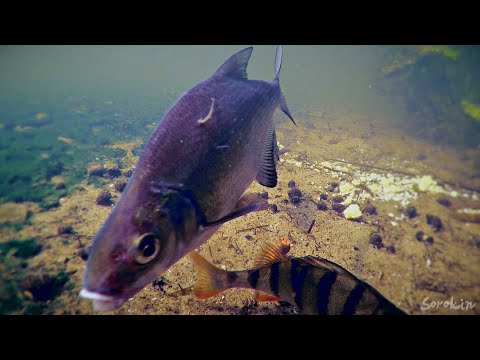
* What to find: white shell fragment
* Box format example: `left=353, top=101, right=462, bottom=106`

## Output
left=343, top=204, right=362, bottom=220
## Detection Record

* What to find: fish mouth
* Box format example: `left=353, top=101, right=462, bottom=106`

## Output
left=79, top=289, right=128, bottom=312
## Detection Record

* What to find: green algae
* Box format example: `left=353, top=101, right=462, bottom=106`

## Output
left=461, top=100, right=480, bottom=121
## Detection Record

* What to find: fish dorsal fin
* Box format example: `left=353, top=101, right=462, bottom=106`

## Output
left=274, top=45, right=283, bottom=80
left=301, top=256, right=351, bottom=276
left=214, top=47, right=253, bottom=80
left=255, top=242, right=288, bottom=268
left=256, top=126, right=278, bottom=188
left=204, top=192, right=268, bottom=227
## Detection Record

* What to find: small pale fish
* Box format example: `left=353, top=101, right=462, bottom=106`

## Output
left=81, top=46, right=295, bottom=311
left=57, top=136, right=75, bottom=144
left=180, top=241, right=406, bottom=315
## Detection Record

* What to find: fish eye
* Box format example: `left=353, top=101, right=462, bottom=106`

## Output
left=135, top=233, right=160, bottom=264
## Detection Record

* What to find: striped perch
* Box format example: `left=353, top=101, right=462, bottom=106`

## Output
left=184, top=241, right=406, bottom=315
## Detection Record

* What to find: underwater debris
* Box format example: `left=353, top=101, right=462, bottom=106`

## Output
left=114, top=179, right=127, bottom=193
left=369, top=233, right=384, bottom=249
left=57, top=225, right=74, bottom=235
left=363, top=204, right=377, bottom=215
left=426, top=214, right=443, bottom=232
left=317, top=201, right=328, bottom=211
left=437, top=197, right=452, bottom=207
left=96, top=189, right=112, bottom=206
left=404, top=205, right=417, bottom=218
left=343, top=204, right=362, bottom=220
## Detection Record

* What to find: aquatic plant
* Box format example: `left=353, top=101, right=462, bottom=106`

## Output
left=461, top=100, right=480, bottom=121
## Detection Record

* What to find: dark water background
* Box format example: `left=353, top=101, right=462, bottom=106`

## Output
left=1, top=45, right=479, bottom=207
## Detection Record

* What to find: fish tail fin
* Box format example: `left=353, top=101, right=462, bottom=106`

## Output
left=189, top=252, right=230, bottom=299
left=274, top=45, right=296, bottom=126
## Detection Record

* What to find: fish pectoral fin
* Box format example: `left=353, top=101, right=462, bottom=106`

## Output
left=255, top=241, right=288, bottom=268
left=204, top=192, right=269, bottom=227
left=256, top=127, right=278, bottom=188
left=255, top=291, right=281, bottom=303
left=280, top=92, right=296, bottom=126
left=214, top=47, right=253, bottom=80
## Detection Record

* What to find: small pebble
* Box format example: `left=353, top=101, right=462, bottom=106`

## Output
left=281, top=199, right=289, bottom=205
left=58, top=225, right=74, bottom=235
left=319, top=194, right=328, bottom=200
left=288, top=188, right=302, bottom=200
left=369, top=233, right=384, bottom=249
left=114, top=179, right=127, bottom=193
left=386, top=246, right=396, bottom=254
left=270, top=204, right=278, bottom=213
left=404, top=205, right=417, bottom=218
left=124, top=169, right=133, bottom=177
left=331, top=203, right=346, bottom=213
left=416, top=153, right=427, bottom=161
left=245, top=235, right=253, bottom=241
left=96, top=189, right=112, bottom=206
left=288, top=180, right=296, bottom=188
left=289, top=196, right=301, bottom=205
left=353, top=246, right=359, bottom=251
left=332, top=196, right=344, bottom=203
left=76, top=247, right=89, bottom=261
left=317, top=202, right=328, bottom=211
left=260, top=192, right=269, bottom=200
left=426, top=214, right=443, bottom=231
left=363, top=204, right=377, bottom=215
left=415, top=231, right=424, bottom=241
left=425, top=236, right=434, bottom=244
left=330, top=182, right=339, bottom=189
left=437, top=197, right=451, bottom=207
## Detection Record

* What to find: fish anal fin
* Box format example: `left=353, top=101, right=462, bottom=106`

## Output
left=204, top=192, right=269, bottom=227
left=214, top=47, right=253, bottom=80
left=256, top=127, right=278, bottom=188
left=255, top=291, right=281, bottom=303
left=255, top=242, right=288, bottom=268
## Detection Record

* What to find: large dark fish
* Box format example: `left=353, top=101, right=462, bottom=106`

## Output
left=181, top=241, right=406, bottom=315
left=80, top=46, right=295, bottom=311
